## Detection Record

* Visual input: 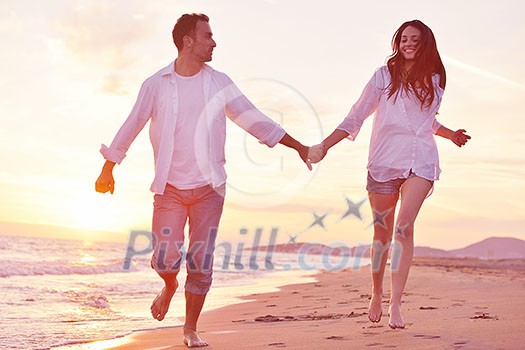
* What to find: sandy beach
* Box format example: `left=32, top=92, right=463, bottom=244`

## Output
left=84, top=257, right=525, bottom=350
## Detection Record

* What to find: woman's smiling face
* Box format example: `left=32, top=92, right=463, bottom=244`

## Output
left=399, top=25, right=421, bottom=62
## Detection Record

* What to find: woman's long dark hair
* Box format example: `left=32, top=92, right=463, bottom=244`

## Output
left=387, top=20, right=446, bottom=108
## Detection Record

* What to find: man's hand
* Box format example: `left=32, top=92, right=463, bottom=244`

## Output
left=308, top=143, right=327, bottom=164
left=451, top=129, right=471, bottom=147
left=95, top=161, right=116, bottom=194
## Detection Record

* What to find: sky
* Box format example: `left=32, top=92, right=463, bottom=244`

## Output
left=0, top=0, right=524, bottom=250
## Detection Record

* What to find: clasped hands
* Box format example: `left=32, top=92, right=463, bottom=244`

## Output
left=307, top=143, right=327, bottom=164
left=298, top=142, right=328, bottom=170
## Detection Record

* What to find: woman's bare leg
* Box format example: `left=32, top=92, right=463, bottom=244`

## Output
left=367, top=192, right=398, bottom=322
left=389, top=176, right=432, bottom=328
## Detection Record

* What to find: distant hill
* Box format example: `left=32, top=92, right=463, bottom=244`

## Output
left=448, top=237, right=525, bottom=259
left=247, top=236, right=525, bottom=259
left=414, top=246, right=452, bottom=258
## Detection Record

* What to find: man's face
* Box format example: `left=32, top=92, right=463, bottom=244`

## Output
left=188, top=21, right=216, bottom=63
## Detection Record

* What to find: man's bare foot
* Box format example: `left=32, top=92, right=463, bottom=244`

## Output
left=150, top=285, right=176, bottom=321
left=368, top=293, right=383, bottom=323
left=183, top=328, right=208, bottom=348
left=388, top=303, right=405, bottom=329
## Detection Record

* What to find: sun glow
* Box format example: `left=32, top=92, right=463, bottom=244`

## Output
left=67, top=190, right=122, bottom=232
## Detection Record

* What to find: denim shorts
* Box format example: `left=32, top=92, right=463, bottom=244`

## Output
left=366, top=171, right=433, bottom=195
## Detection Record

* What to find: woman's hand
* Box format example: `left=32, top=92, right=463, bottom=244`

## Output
left=451, top=129, right=471, bottom=147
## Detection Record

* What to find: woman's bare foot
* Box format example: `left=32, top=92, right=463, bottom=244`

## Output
left=150, top=285, right=176, bottom=321
left=368, top=293, right=383, bottom=323
left=388, top=303, right=405, bottom=329
left=183, top=328, right=208, bottom=348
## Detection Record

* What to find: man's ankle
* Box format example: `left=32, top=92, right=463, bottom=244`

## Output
left=183, top=325, right=197, bottom=333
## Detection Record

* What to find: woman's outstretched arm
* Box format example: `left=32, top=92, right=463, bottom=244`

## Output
left=436, top=125, right=471, bottom=147
left=309, top=129, right=350, bottom=163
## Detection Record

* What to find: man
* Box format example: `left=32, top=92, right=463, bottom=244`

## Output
left=95, top=13, right=311, bottom=348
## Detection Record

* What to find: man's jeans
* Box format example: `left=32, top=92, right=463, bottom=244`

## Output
left=151, top=183, right=225, bottom=295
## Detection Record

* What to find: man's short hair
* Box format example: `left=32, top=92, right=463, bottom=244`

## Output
left=172, top=13, right=210, bottom=51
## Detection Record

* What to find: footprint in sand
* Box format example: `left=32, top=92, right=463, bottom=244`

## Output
left=366, top=343, right=384, bottom=347
left=470, top=312, right=498, bottom=320
left=255, top=315, right=281, bottom=322
left=452, top=340, right=469, bottom=349
left=413, top=334, right=441, bottom=339
left=325, top=336, right=345, bottom=340
left=268, top=342, right=286, bottom=347
left=419, top=306, right=438, bottom=310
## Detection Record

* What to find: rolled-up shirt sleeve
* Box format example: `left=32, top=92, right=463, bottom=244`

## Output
left=224, top=78, right=286, bottom=147
left=336, top=69, right=383, bottom=141
left=432, top=118, right=442, bottom=134
left=100, top=78, right=155, bottom=163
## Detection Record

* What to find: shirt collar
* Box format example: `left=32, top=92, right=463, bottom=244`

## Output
left=160, top=60, right=213, bottom=77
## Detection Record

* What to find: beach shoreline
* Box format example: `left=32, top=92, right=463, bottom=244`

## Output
left=63, top=257, right=525, bottom=350
left=50, top=268, right=319, bottom=350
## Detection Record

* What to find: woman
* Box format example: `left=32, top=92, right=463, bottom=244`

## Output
left=309, top=20, right=470, bottom=329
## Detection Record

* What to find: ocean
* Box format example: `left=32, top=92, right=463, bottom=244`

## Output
left=0, top=235, right=369, bottom=349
